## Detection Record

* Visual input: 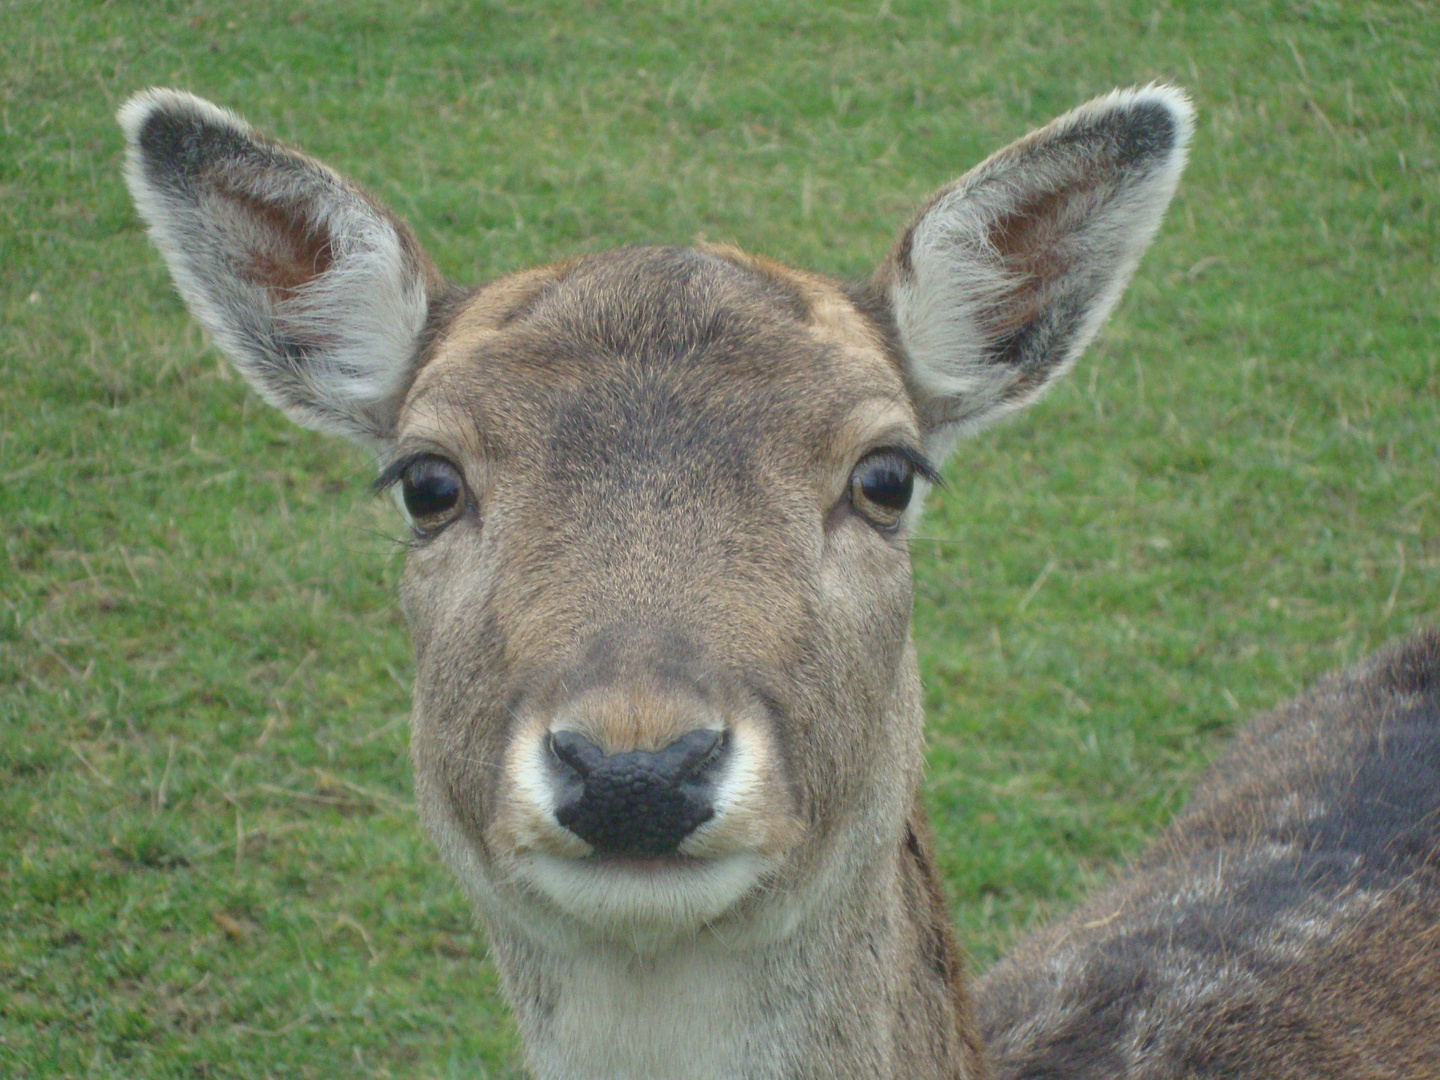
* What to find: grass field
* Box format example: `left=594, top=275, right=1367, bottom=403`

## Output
left=3, top=0, right=1437, bottom=1076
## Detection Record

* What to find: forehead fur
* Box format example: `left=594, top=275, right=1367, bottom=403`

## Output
left=402, top=245, right=915, bottom=466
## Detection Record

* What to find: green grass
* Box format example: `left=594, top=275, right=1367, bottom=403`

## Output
left=3, top=0, right=1437, bottom=1075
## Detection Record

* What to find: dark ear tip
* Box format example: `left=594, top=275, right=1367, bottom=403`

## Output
left=1098, top=84, right=1195, bottom=164
left=1052, top=85, right=1194, bottom=172
left=117, top=89, right=253, bottom=184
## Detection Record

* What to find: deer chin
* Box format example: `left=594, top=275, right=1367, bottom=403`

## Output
left=516, top=850, right=769, bottom=937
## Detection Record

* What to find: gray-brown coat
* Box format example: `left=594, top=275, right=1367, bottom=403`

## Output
left=980, top=628, right=1440, bottom=1080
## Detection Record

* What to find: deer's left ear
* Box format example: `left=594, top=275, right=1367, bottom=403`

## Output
left=877, top=85, right=1193, bottom=458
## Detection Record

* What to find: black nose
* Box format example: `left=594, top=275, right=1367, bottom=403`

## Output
left=549, top=728, right=729, bottom=857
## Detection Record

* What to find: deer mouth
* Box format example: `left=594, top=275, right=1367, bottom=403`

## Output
left=540, top=850, right=737, bottom=880
left=517, top=849, right=768, bottom=933
left=514, top=852, right=723, bottom=883
left=592, top=854, right=710, bottom=873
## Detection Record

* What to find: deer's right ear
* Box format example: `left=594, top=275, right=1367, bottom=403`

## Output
left=119, top=89, right=446, bottom=449
left=877, top=85, right=1193, bottom=459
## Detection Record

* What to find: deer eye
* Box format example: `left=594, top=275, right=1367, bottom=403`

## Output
left=849, top=451, right=915, bottom=530
left=401, top=457, right=465, bottom=533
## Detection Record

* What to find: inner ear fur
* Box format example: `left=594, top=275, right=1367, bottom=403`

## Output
left=878, top=84, right=1194, bottom=456
left=119, top=88, right=448, bottom=449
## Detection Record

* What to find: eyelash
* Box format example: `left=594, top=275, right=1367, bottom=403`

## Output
left=882, top=446, right=942, bottom=487
left=372, top=452, right=430, bottom=495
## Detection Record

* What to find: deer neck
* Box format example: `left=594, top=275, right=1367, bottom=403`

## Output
left=483, top=796, right=983, bottom=1080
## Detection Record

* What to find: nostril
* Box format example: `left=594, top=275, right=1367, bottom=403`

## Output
left=700, top=729, right=729, bottom=773
left=668, top=728, right=728, bottom=780
left=550, top=729, right=604, bottom=778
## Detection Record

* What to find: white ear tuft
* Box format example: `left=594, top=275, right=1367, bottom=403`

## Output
left=119, top=88, right=442, bottom=448
left=881, top=84, right=1194, bottom=457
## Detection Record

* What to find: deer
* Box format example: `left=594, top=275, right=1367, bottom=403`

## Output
left=978, top=626, right=1440, bottom=1079
left=117, top=83, right=1440, bottom=1079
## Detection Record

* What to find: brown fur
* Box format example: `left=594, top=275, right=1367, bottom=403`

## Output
left=979, top=628, right=1440, bottom=1079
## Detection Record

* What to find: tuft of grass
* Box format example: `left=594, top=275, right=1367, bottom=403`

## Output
left=3, top=0, right=1437, bottom=1075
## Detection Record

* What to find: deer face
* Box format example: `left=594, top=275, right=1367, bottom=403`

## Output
left=396, top=246, right=930, bottom=934
left=120, top=87, right=1190, bottom=944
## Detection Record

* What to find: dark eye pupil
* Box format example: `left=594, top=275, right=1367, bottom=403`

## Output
left=402, top=460, right=461, bottom=522
left=859, top=457, right=914, bottom=513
